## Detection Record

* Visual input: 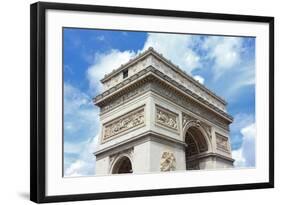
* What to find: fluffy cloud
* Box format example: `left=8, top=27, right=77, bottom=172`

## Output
left=64, top=83, right=99, bottom=138
left=193, top=75, right=205, bottom=84
left=64, top=83, right=100, bottom=176
left=142, top=33, right=201, bottom=74
left=87, top=49, right=136, bottom=92
left=226, top=62, right=255, bottom=96
left=70, top=31, right=256, bottom=176
left=203, top=36, right=242, bottom=78
left=87, top=34, right=202, bottom=91
left=201, top=36, right=255, bottom=99
left=232, top=123, right=256, bottom=167
left=65, top=136, right=98, bottom=177
left=230, top=113, right=254, bottom=133
left=230, top=113, right=254, bottom=150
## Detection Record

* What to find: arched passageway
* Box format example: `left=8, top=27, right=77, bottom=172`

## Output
left=111, top=156, right=133, bottom=174
left=185, top=126, right=209, bottom=170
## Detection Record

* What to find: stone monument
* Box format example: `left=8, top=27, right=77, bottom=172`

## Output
left=93, top=47, right=234, bottom=175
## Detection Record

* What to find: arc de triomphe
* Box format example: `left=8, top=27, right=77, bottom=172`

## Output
left=94, top=47, right=234, bottom=175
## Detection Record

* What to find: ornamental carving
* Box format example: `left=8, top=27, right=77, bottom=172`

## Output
left=183, top=113, right=212, bottom=140
left=151, top=82, right=230, bottom=131
left=109, top=148, right=134, bottom=165
left=216, top=133, right=229, bottom=152
left=95, top=66, right=232, bottom=121
left=96, top=68, right=231, bottom=131
left=182, top=113, right=197, bottom=128
left=103, top=107, right=145, bottom=141
left=156, top=106, right=178, bottom=130
left=150, top=56, right=226, bottom=111
left=160, top=151, right=176, bottom=171
left=100, top=83, right=150, bottom=113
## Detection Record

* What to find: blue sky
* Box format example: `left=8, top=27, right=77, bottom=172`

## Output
left=63, top=28, right=256, bottom=176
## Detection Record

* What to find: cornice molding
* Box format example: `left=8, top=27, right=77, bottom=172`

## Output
left=94, top=66, right=233, bottom=122
left=94, top=130, right=186, bottom=158
left=100, top=47, right=227, bottom=105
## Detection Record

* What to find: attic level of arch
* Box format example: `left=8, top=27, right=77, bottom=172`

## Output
left=93, top=66, right=233, bottom=122
left=94, top=68, right=232, bottom=131
left=94, top=48, right=234, bottom=175
left=98, top=48, right=227, bottom=109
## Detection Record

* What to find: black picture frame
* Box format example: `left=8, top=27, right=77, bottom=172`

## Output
left=30, top=1, right=274, bottom=203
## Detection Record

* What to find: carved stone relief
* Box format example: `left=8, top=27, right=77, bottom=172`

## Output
left=183, top=112, right=212, bottom=141
left=160, top=151, right=176, bottom=171
left=152, top=82, right=230, bottom=131
left=201, top=122, right=212, bottom=140
left=100, top=83, right=150, bottom=113
left=109, top=148, right=134, bottom=164
left=150, top=56, right=226, bottom=111
left=103, top=107, right=145, bottom=141
left=95, top=67, right=232, bottom=122
left=156, top=106, right=179, bottom=130
left=182, top=113, right=197, bottom=128
left=109, top=148, right=134, bottom=173
left=216, top=133, right=230, bottom=152
left=96, top=68, right=231, bottom=131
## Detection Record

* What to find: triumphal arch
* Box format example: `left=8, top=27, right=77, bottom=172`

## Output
left=94, top=47, right=234, bottom=175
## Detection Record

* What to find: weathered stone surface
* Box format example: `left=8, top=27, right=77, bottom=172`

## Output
left=94, top=48, right=234, bottom=175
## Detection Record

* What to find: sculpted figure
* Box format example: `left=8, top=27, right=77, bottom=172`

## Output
left=160, top=151, right=176, bottom=171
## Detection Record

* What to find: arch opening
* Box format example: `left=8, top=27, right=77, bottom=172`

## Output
left=111, top=156, right=133, bottom=174
left=185, top=126, right=209, bottom=170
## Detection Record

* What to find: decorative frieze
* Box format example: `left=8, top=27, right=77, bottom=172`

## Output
left=152, top=82, right=230, bottom=131
left=160, top=151, right=176, bottom=171
left=216, top=133, right=230, bottom=152
left=103, top=107, right=145, bottom=141
left=94, top=66, right=232, bottom=122
left=96, top=68, right=231, bottom=131
left=183, top=113, right=212, bottom=140
left=182, top=113, right=197, bottom=128
left=156, top=106, right=179, bottom=131
left=150, top=55, right=226, bottom=111
left=100, top=83, right=150, bottom=114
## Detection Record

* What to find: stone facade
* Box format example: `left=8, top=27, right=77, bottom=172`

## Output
left=94, top=47, right=234, bottom=175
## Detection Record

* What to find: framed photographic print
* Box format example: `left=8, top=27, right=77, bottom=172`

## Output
left=30, top=1, right=274, bottom=203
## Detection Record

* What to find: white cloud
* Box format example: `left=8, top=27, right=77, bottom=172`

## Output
left=64, top=83, right=99, bottom=135
left=193, top=75, right=205, bottom=84
left=226, top=62, right=255, bottom=97
left=64, top=141, right=85, bottom=154
left=64, top=83, right=100, bottom=176
left=64, top=83, right=89, bottom=111
left=191, top=36, right=255, bottom=100
left=233, top=123, right=256, bottom=167
left=142, top=33, right=200, bottom=73
left=65, top=135, right=98, bottom=177
left=203, top=36, right=243, bottom=79
left=230, top=113, right=254, bottom=133
left=87, top=49, right=136, bottom=92
left=232, top=149, right=245, bottom=167
left=203, top=36, right=242, bottom=68
left=87, top=33, right=202, bottom=90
